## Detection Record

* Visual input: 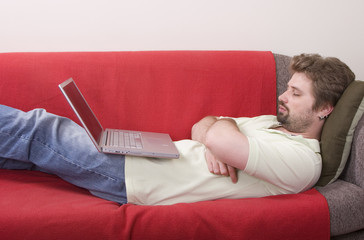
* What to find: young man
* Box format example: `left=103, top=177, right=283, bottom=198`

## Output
left=195, top=54, right=355, bottom=184
left=0, top=54, right=355, bottom=205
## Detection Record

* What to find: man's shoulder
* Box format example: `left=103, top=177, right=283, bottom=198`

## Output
left=234, top=115, right=278, bottom=127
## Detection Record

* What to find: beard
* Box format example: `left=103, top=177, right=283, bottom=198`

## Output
left=277, top=101, right=314, bottom=133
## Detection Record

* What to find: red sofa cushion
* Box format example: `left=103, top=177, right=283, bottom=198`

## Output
left=0, top=169, right=329, bottom=240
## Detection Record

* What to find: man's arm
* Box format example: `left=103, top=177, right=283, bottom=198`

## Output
left=204, top=118, right=249, bottom=171
left=191, top=116, right=237, bottom=182
left=192, top=116, right=249, bottom=183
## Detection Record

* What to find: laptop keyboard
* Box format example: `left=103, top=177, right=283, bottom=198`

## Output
left=107, top=131, right=143, bottom=149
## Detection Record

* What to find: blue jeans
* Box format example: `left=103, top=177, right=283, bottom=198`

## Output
left=0, top=105, right=127, bottom=204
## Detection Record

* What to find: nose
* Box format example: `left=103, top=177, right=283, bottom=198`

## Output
left=278, top=90, right=288, bottom=103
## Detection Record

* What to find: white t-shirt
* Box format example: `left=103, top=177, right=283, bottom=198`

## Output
left=125, top=115, right=321, bottom=205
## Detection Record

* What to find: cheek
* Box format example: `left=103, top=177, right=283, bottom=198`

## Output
left=296, top=97, right=315, bottom=108
left=289, top=100, right=313, bottom=115
left=300, top=102, right=316, bottom=116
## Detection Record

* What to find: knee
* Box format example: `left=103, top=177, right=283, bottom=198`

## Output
left=21, top=109, right=76, bottom=140
left=27, top=109, right=69, bottom=128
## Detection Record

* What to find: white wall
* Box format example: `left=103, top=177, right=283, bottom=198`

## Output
left=1, top=0, right=363, bottom=79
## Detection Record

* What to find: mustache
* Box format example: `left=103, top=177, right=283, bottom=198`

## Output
left=278, top=101, right=289, bottom=111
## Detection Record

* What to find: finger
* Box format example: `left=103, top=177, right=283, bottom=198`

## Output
left=228, top=166, right=238, bottom=183
left=212, top=159, right=220, bottom=174
left=218, top=161, right=229, bottom=176
left=206, top=149, right=220, bottom=174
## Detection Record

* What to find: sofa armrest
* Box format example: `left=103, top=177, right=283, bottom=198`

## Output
left=316, top=180, right=364, bottom=236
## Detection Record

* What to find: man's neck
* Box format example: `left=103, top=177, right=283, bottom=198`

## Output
left=274, top=125, right=322, bottom=141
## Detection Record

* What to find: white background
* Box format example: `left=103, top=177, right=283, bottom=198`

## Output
left=1, top=0, right=363, bottom=79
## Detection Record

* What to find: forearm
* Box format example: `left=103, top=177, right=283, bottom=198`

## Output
left=192, top=116, right=247, bottom=183
left=204, top=118, right=249, bottom=170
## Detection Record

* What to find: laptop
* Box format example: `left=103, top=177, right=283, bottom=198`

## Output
left=59, top=78, right=180, bottom=159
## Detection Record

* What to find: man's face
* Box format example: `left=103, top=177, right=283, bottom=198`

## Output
left=277, top=72, right=319, bottom=133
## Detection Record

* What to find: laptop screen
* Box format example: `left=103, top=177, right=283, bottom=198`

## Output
left=60, top=79, right=103, bottom=144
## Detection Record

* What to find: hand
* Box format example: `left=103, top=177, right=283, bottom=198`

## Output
left=205, top=149, right=238, bottom=183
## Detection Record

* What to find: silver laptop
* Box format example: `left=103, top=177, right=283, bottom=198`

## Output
left=59, top=78, right=180, bottom=159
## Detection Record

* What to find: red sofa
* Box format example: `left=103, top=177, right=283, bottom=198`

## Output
left=0, top=51, right=331, bottom=239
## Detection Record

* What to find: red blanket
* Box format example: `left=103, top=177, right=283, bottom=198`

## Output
left=0, top=170, right=330, bottom=240
left=0, top=51, right=330, bottom=239
left=0, top=51, right=276, bottom=140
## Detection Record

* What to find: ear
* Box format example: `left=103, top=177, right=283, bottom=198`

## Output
left=319, top=103, right=334, bottom=118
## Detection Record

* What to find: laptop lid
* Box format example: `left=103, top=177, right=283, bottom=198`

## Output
left=59, top=78, right=104, bottom=152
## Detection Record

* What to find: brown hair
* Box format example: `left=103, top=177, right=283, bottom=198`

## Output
left=290, top=53, right=355, bottom=110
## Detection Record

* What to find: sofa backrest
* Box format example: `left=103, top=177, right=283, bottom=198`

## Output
left=0, top=51, right=276, bottom=141
left=341, top=115, right=364, bottom=188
